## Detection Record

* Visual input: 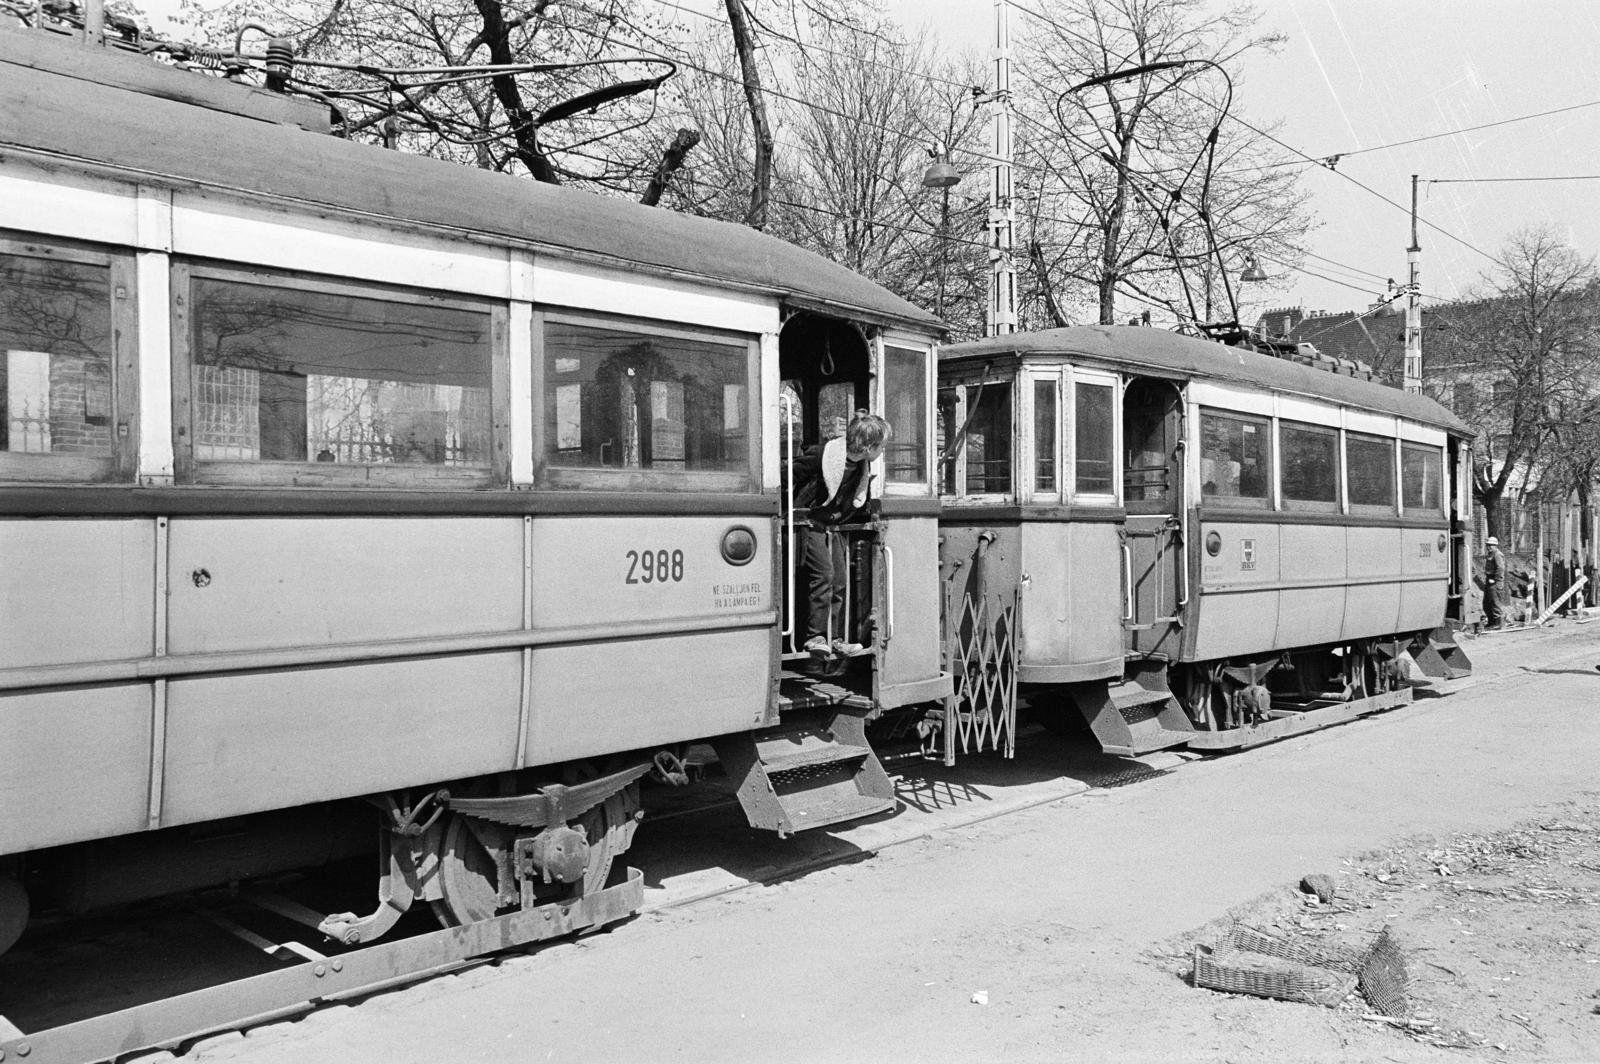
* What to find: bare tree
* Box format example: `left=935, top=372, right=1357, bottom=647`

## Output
left=170, top=0, right=700, bottom=201
left=1430, top=227, right=1600, bottom=540
left=1014, top=0, right=1312, bottom=326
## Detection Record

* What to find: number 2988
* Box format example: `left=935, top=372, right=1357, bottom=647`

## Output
left=625, top=549, right=685, bottom=584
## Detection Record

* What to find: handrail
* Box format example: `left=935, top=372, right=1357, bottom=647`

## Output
left=781, top=392, right=797, bottom=653
left=882, top=542, right=896, bottom=643
left=1121, top=535, right=1135, bottom=623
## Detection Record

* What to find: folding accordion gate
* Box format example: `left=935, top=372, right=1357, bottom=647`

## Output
left=942, top=588, right=1019, bottom=765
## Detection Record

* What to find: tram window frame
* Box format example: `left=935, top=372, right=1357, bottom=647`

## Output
left=958, top=378, right=1014, bottom=498
left=1031, top=375, right=1060, bottom=499
left=0, top=234, right=137, bottom=484
left=1278, top=418, right=1341, bottom=513
left=1198, top=408, right=1272, bottom=510
left=533, top=309, right=760, bottom=493
left=1401, top=442, right=1445, bottom=514
left=882, top=343, right=930, bottom=490
left=1346, top=430, right=1397, bottom=514
left=1071, top=374, right=1117, bottom=502
left=171, top=261, right=505, bottom=488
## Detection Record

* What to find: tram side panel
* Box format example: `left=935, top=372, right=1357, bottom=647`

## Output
left=1344, top=526, right=1405, bottom=639
left=1015, top=519, right=1123, bottom=684
left=2, top=519, right=159, bottom=852
left=875, top=503, right=952, bottom=707
left=937, top=513, right=1123, bottom=685
left=1188, top=517, right=1283, bottom=662
left=2, top=512, right=775, bottom=851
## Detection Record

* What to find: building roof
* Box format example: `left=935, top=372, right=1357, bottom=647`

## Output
left=941, top=325, right=1471, bottom=434
left=0, top=29, right=941, bottom=333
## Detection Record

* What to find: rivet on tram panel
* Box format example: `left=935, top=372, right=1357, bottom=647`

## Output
left=314, top=964, right=327, bottom=977
left=13, top=1044, right=26, bottom=1058
left=332, top=960, right=344, bottom=973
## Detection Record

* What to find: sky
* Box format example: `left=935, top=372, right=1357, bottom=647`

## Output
left=127, top=0, right=1600, bottom=323
left=888, top=0, right=1600, bottom=322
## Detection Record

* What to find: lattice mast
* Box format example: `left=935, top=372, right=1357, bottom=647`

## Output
left=1404, top=173, right=1423, bottom=393
left=986, top=0, right=1017, bottom=337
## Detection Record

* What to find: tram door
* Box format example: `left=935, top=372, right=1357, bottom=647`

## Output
left=1122, top=377, right=1186, bottom=657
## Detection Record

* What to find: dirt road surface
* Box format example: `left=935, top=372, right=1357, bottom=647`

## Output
left=178, top=624, right=1600, bottom=1064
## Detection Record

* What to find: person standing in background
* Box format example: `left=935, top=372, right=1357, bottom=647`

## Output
left=1483, top=535, right=1506, bottom=630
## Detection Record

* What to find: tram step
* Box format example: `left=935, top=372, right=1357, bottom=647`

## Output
left=1408, top=625, right=1473, bottom=680
left=713, top=706, right=895, bottom=837
left=1072, top=673, right=1194, bottom=758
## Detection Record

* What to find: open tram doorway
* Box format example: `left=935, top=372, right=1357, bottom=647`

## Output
left=1122, top=376, right=1187, bottom=658
left=777, top=313, right=876, bottom=664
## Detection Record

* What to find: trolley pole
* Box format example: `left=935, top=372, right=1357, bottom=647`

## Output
left=1403, top=173, right=1423, bottom=394
left=986, top=0, right=1017, bottom=337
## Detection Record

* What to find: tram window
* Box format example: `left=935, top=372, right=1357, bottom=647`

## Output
left=1402, top=443, right=1444, bottom=512
left=543, top=319, right=750, bottom=487
left=936, top=387, right=959, bottom=494
left=0, top=244, right=126, bottom=481
left=1347, top=432, right=1396, bottom=509
left=1279, top=420, right=1339, bottom=510
left=964, top=382, right=1012, bottom=495
left=185, top=273, right=492, bottom=482
left=1033, top=379, right=1058, bottom=494
left=884, top=346, right=927, bottom=485
left=1199, top=410, right=1269, bottom=506
left=1074, top=381, right=1114, bottom=495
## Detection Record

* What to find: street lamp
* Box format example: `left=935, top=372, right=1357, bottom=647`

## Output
left=1239, top=252, right=1267, bottom=283
left=923, top=144, right=962, bottom=319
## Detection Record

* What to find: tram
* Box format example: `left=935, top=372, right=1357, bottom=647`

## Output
left=0, top=19, right=949, bottom=1005
left=936, top=325, right=1474, bottom=757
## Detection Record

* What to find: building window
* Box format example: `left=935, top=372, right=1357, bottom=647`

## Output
left=1200, top=410, right=1270, bottom=506
left=1347, top=432, right=1396, bottom=509
left=1402, top=443, right=1443, bottom=512
left=883, top=346, right=927, bottom=485
left=1074, top=380, right=1114, bottom=495
left=1, top=242, right=129, bottom=482
left=542, top=317, right=751, bottom=490
left=1279, top=420, right=1339, bottom=510
left=1033, top=378, right=1058, bottom=494
left=184, top=270, right=494, bottom=485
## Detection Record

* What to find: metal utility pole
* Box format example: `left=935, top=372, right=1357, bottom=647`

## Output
left=986, top=0, right=1016, bottom=337
left=1403, top=173, right=1423, bottom=394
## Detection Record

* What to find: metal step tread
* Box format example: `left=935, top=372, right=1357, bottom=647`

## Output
left=776, top=676, right=866, bottom=713
left=756, top=734, right=870, bottom=775
left=1107, top=682, right=1174, bottom=710
left=774, top=785, right=895, bottom=831
left=1101, top=729, right=1194, bottom=758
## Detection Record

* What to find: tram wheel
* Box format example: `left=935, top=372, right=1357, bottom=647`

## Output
left=430, top=791, right=628, bottom=928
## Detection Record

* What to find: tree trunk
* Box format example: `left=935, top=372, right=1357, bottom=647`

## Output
left=725, top=0, right=773, bottom=231
left=640, top=128, right=702, bottom=206
left=471, top=0, right=560, bottom=184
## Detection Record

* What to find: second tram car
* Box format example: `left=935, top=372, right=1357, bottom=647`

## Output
left=936, top=325, right=1474, bottom=756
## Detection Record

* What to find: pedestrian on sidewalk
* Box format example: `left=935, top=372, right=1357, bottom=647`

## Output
left=1483, top=535, right=1506, bottom=630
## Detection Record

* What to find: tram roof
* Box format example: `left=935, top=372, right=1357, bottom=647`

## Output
left=942, top=325, right=1471, bottom=434
left=0, top=33, right=941, bottom=334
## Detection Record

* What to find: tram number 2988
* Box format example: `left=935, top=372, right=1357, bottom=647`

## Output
left=625, top=549, right=685, bottom=584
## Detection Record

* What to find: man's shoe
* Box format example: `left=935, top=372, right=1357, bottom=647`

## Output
left=804, top=635, right=833, bottom=657
left=832, top=639, right=867, bottom=656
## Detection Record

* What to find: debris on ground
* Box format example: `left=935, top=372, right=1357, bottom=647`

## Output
left=1174, top=792, right=1600, bottom=1058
